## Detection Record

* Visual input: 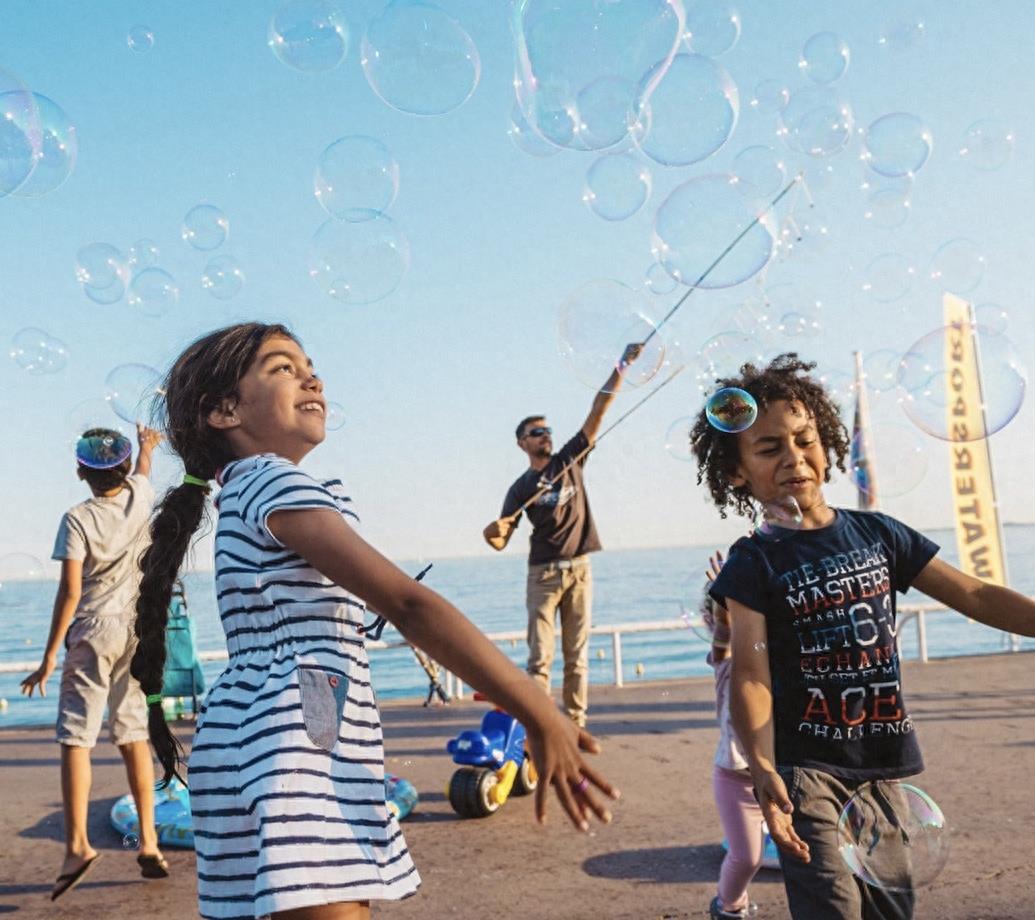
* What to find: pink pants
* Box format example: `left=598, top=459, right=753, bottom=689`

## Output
left=713, top=765, right=766, bottom=912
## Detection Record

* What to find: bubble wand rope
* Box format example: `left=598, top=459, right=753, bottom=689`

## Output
left=497, top=173, right=804, bottom=526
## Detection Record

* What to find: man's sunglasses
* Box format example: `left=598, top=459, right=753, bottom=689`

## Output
left=524, top=426, right=552, bottom=438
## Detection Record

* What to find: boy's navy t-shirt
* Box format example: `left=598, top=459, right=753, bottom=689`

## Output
left=710, top=509, right=938, bottom=781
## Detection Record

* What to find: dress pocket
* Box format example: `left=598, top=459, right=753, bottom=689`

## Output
left=298, top=666, right=348, bottom=752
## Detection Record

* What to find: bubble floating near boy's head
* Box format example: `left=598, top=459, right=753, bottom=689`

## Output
left=76, top=429, right=133, bottom=469
left=705, top=387, right=757, bottom=433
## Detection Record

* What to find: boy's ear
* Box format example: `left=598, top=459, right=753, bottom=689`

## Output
left=207, top=397, right=240, bottom=430
left=727, top=464, right=747, bottom=489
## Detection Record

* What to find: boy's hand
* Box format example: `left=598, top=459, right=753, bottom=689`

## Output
left=20, top=655, right=57, bottom=698
left=706, top=549, right=725, bottom=583
left=136, top=423, right=163, bottom=452
left=755, top=770, right=810, bottom=863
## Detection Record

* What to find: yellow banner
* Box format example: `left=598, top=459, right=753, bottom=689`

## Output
left=943, top=293, right=1007, bottom=585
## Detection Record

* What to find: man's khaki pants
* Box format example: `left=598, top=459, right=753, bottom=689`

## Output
left=525, top=555, right=591, bottom=726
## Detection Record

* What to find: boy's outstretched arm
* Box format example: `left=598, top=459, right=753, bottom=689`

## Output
left=912, top=557, right=1035, bottom=637
left=20, top=559, right=82, bottom=698
left=132, top=424, right=163, bottom=479
left=728, top=598, right=811, bottom=863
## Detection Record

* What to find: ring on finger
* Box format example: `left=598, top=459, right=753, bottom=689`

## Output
left=572, top=776, right=590, bottom=794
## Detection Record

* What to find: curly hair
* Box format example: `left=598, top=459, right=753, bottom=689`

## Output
left=690, top=353, right=850, bottom=519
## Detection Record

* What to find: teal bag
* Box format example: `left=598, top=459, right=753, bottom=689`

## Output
left=161, top=594, right=205, bottom=707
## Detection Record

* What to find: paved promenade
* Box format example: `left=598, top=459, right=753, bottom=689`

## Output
left=1, top=652, right=1032, bottom=919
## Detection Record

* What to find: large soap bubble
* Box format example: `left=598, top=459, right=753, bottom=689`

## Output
left=897, top=324, right=1026, bottom=441
left=76, top=242, right=128, bottom=288
left=929, top=238, right=985, bottom=294
left=750, top=78, right=789, bottom=113
left=182, top=204, right=229, bottom=251
left=0, top=553, right=47, bottom=609
left=864, top=113, right=932, bottom=178
left=127, top=268, right=179, bottom=317
left=583, top=152, right=651, bottom=221
left=734, top=145, right=786, bottom=199
left=10, top=93, right=77, bottom=197
left=362, top=0, right=480, bottom=116
left=307, top=215, right=410, bottom=304
left=201, top=256, right=245, bottom=300
left=682, top=1, right=740, bottom=56
left=779, top=86, right=853, bottom=157
left=127, top=239, right=159, bottom=272
left=558, top=279, right=666, bottom=392
left=862, top=176, right=912, bottom=229
left=512, top=0, right=684, bottom=152
left=10, top=327, right=68, bottom=374
left=506, top=101, right=561, bottom=158
left=105, top=364, right=165, bottom=425
left=861, top=253, right=916, bottom=303
left=850, top=420, right=928, bottom=499
left=958, top=119, right=1015, bottom=172
left=268, top=0, right=349, bottom=72
left=799, top=32, right=850, bottom=84
left=634, top=52, right=737, bottom=167
left=127, top=25, right=155, bottom=53
left=315, top=135, right=399, bottom=221
left=652, top=174, right=775, bottom=289
left=694, top=331, right=766, bottom=391
left=0, top=68, right=41, bottom=197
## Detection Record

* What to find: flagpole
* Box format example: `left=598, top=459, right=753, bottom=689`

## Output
left=852, top=350, right=879, bottom=511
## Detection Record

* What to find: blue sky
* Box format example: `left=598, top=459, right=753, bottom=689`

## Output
left=1, top=0, right=1033, bottom=572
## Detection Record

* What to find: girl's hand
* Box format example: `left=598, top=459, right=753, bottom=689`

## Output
left=755, top=770, right=810, bottom=863
left=525, top=710, right=621, bottom=831
left=20, top=656, right=57, bottom=698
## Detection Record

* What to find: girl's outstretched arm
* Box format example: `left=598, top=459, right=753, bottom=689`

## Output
left=268, top=507, right=621, bottom=831
left=912, top=557, right=1035, bottom=637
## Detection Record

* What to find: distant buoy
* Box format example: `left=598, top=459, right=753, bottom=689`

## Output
left=0, top=698, right=9, bottom=710
left=596, top=648, right=605, bottom=660
left=635, top=662, right=645, bottom=677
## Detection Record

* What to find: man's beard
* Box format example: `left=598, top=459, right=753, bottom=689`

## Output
left=535, top=444, right=552, bottom=459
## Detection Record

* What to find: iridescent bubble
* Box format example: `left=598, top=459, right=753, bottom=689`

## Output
left=583, top=152, right=651, bottom=221
left=182, top=204, right=229, bottom=251
left=10, top=327, right=68, bottom=375
left=307, top=215, right=410, bottom=305
left=750, top=78, right=788, bottom=113
left=897, top=324, right=1026, bottom=441
left=122, top=833, right=141, bottom=850
left=734, top=145, right=786, bottom=199
left=362, top=0, right=480, bottom=117
left=201, top=255, right=245, bottom=300
left=0, top=69, right=42, bottom=197
left=850, top=421, right=928, bottom=499
left=105, top=364, right=165, bottom=425
left=929, top=238, right=985, bottom=294
left=652, top=174, right=775, bottom=289
left=863, top=113, right=932, bottom=178
left=127, top=25, right=154, bottom=53
left=862, top=349, right=902, bottom=393
left=9, top=94, right=77, bottom=197
left=973, top=303, right=1008, bottom=334
left=753, top=496, right=803, bottom=537
left=315, top=135, right=399, bottom=221
left=127, top=268, right=179, bottom=317
left=706, top=387, right=757, bottom=433
left=958, top=119, right=1015, bottom=171
left=506, top=101, right=561, bottom=158
left=682, top=1, right=741, bottom=56
left=645, top=262, right=677, bottom=295
left=861, top=253, right=916, bottom=303
left=512, top=0, right=684, bottom=152
left=799, top=32, right=850, bottom=85
left=663, top=416, right=694, bottom=462
left=76, top=243, right=129, bottom=289
left=838, top=783, right=949, bottom=891
left=127, top=239, right=159, bottom=272
left=325, top=401, right=346, bottom=431
left=268, top=0, right=349, bottom=72
left=635, top=53, right=738, bottom=167
left=862, top=177, right=912, bottom=229
left=558, top=279, right=665, bottom=392
left=0, top=553, right=46, bottom=609
left=779, top=86, right=854, bottom=157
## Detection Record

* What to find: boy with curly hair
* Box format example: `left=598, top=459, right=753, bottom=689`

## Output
left=695, top=353, right=1035, bottom=920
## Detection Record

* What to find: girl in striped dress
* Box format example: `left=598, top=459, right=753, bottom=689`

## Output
left=131, top=323, right=619, bottom=920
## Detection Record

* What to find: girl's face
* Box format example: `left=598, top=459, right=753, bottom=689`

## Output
left=212, top=335, right=326, bottom=463
left=729, top=398, right=832, bottom=524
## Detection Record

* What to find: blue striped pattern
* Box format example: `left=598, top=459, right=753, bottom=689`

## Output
left=189, top=454, right=419, bottom=918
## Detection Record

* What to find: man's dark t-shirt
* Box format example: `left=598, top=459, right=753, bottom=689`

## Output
left=709, top=510, right=938, bottom=781
left=501, top=430, right=602, bottom=566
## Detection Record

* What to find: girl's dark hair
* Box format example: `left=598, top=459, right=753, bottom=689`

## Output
left=690, top=352, right=850, bottom=520
left=131, top=322, right=296, bottom=784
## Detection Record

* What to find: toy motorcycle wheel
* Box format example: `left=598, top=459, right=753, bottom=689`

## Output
left=448, top=766, right=500, bottom=818
left=513, top=756, right=538, bottom=796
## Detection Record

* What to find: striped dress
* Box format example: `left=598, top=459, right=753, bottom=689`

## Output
left=188, top=453, right=420, bottom=919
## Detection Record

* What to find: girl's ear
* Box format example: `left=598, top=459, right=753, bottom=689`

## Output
left=207, top=397, right=239, bottom=430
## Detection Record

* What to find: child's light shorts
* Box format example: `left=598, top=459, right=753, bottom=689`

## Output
left=56, top=614, right=150, bottom=748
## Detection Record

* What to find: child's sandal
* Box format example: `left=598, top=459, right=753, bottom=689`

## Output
left=137, top=853, right=170, bottom=879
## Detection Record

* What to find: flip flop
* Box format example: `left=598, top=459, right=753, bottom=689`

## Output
left=51, top=853, right=102, bottom=901
left=137, top=852, right=170, bottom=879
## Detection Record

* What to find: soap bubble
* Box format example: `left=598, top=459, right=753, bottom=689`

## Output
left=695, top=331, right=766, bottom=391
left=362, top=0, right=480, bottom=116
left=878, top=19, right=926, bottom=52
left=315, top=135, right=399, bottom=221
left=127, top=25, right=154, bottom=53
left=127, top=268, right=179, bottom=317
left=558, top=279, right=665, bottom=392
left=761, top=282, right=822, bottom=340
left=635, top=53, right=738, bottom=167
left=838, top=783, right=950, bottom=892
left=645, top=262, right=677, bottom=295
left=66, top=399, right=129, bottom=447
left=268, top=0, right=349, bottom=72
left=512, top=0, right=684, bottom=152
left=307, top=215, right=410, bottom=304
left=863, top=113, right=933, bottom=178
left=682, top=1, right=741, bottom=56
left=862, top=349, right=903, bottom=393
left=325, top=401, right=346, bottom=431
left=753, top=496, right=803, bottom=537
left=0, top=68, right=42, bottom=197
left=861, top=253, right=916, bottom=303
left=973, top=303, right=1008, bottom=334
left=9, top=93, right=77, bottom=197
left=929, top=238, right=985, bottom=294
left=122, top=833, right=141, bottom=850
left=750, top=78, right=788, bottom=113
left=706, top=387, right=757, bottom=433
left=652, top=174, right=775, bottom=289
left=127, top=239, right=159, bottom=272
left=779, top=86, right=853, bottom=157
left=201, top=256, right=245, bottom=300
left=76, top=243, right=129, bottom=289
left=583, top=152, right=651, bottom=221
left=0, top=553, right=47, bottom=609
left=663, top=416, right=694, bottom=462
left=105, top=364, right=165, bottom=425
left=897, top=324, right=1026, bottom=441
left=10, top=327, right=69, bottom=375
left=862, top=177, right=912, bottom=229
left=182, top=204, right=229, bottom=251
left=734, top=145, right=786, bottom=199
left=799, top=32, right=850, bottom=84
left=850, top=420, right=928, bottom=499
left=506, top=101, right=561, bottom=158
left=958, top=119, right=1015, bottom=172
left=76, top=431, right=133, bottom=470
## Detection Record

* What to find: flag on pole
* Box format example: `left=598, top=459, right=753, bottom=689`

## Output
left=850, top=350, right=879, bottom=510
